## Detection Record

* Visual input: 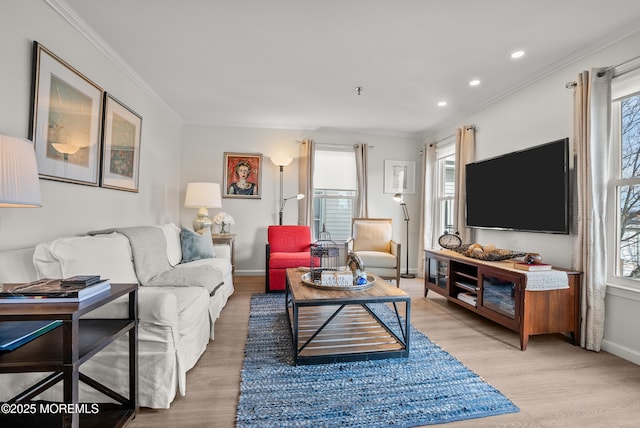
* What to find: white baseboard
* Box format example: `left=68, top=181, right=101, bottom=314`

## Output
left=235, top=269, right=265, bottom=276
left=601, top=339, right=640, bottom=365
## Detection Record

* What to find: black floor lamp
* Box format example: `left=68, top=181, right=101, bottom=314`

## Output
left=394, top=193, right=415, bottom=278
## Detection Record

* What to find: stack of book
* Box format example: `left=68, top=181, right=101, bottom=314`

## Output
left=513, top=263, right=552, bottom=271
left=0, top=275, right=110, bottom=303
left=457, top=292, right=477, bottom=307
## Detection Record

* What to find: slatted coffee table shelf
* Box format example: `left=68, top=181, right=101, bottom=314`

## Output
left=285, top=268, right=411, bottom=365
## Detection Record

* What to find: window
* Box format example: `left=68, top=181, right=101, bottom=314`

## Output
left=434, top=143, right=456, bottom=244
left=312, top=148, right=357, bottom=241
left=611, top=69, right=640, bottom=285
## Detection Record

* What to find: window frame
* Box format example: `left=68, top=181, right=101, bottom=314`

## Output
left=433, top=141, right=455, bottom=248
left=608, top=70, right=640, bottom=289
left=312, top=146, right=358, bottom=242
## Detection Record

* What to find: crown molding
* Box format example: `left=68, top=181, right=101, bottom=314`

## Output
left=44, top=0, right=183, bottom=124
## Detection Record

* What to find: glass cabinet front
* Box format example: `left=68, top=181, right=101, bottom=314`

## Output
left=427, top=257, right=448, bottom=291
left=481, top=275, right=516, bottom=319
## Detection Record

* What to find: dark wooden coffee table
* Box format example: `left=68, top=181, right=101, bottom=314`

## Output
left=285, top=268, right=410, bottom=365
left=0, top=283, right=138, bottom=428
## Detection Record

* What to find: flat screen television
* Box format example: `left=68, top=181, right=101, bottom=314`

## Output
left=465, top=138, right=570, bottom=234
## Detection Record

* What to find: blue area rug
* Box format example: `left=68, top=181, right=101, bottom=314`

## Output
left=236, top=293, right=519, bottom=427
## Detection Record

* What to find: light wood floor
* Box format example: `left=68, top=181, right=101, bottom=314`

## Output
left=129, top=276, right=640, bottom=428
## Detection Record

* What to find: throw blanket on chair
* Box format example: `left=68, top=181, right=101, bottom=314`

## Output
left=90, top=226, right=223, bottom=295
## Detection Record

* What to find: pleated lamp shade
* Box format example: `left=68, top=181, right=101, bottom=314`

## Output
left=0, top=135, right=42, bottom=207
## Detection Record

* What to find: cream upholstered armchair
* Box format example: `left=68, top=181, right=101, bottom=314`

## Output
left=346, top=218, right=401, bottom=287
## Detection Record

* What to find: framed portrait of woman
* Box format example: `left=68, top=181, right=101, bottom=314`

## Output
left=223, top=152, right=262, bottom=199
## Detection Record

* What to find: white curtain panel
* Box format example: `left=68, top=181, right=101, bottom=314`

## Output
left=572, top=68, right=612, bottom=351
left=417, top=143, right=437, bottom=277
left=298, top=139, right=315, bottom=229
left=354, top=143, right=369, bottom=219
left=454, top=126, right=476, bottom=243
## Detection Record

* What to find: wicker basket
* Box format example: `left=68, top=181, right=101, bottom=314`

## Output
left=453, top=244, right=526, bottom=261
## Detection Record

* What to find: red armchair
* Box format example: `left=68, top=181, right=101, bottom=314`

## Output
left=266, top=225, right=314, bottom=292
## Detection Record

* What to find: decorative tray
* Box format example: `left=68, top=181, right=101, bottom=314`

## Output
left=300, top=272, right=375, bottom=291
left=453, top=245, right=526, bottom=261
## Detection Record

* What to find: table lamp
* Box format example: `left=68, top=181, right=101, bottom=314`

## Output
left=184, top=182, right=222, bottom=232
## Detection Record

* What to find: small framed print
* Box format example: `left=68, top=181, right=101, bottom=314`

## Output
left=100, top=94, right=142, bottom=192
left=384, top=160, right=416, bottom=194
left=223, top=152, right=262, bottom=199
left=30, top=42, right=104, bottom=186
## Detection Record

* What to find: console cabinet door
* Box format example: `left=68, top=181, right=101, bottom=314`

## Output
left=478, top=268, right=522, bottom=331
left=424, top=253, right=449, bottom=297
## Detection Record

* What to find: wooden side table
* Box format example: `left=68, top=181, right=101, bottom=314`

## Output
left=211, top=233, right=236, bottom=274
left=0, top=283, right=138, bottom=428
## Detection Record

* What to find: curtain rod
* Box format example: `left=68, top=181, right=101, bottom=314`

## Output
left=605, top=53, right=640, bottom=78
left=298, top=141, right=375, bottom=149
left=429, top=126, right=475, bottom=147
left=566, top=54, right=640, bottom=88
left=431, top=133, right=455, bottom=147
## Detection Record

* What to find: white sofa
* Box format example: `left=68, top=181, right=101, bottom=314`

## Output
left=0, top=223, right=234, bottom=409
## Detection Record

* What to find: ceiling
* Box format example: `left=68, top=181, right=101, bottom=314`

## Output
left=60, top=0, right=640, bottom=138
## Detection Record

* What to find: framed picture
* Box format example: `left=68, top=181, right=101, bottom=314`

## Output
left=384, top=160, right=416, bottom=194
left=30, top=42, right=104, bottom=186
left=100, top=94, right=142, bottom=192
left=223, top=152, right=262, bottom=199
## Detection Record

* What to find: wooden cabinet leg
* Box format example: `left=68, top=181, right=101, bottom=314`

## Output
left=520, top=335, right=529, bottom=351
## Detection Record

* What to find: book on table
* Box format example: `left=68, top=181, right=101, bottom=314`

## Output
left=0, top=278, right=110, bottom=303
left=457, top=292, right=477, bottom=307
left=0, top=320, right=63, bottom=351
left=513, top=263, right=553, bottom=271
left=60, top=274, right=102, bottom=287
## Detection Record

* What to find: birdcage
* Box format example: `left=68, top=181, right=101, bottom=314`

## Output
left=310, top=225, right=343, bottom=283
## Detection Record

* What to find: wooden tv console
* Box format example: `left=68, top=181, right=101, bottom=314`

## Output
left=424, top=249, right=581, bottom=350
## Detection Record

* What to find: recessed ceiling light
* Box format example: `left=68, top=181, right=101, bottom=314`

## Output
left=437, top=101, right=447, bottom=107
left=510, top=50, right=525, bottom=59
left=469, top=79, right=481, bottom=87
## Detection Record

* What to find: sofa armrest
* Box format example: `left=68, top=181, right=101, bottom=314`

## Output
left=138, top=287, right=180, bottom=327
left=346, top=238, right=354, bottom=251
left=85, top=287, right=179, bottom=329
left=390, top=240, right=400, bottom=257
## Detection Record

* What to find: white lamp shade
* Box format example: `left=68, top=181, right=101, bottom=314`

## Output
left=271, top=156, right=293, bottom=167
left=184, top=182, right=222, bottom=208
left=0, top=135, right=42, bottom=207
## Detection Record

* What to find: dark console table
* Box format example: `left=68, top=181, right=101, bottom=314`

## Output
left=0, top=283, right=138, bottom=427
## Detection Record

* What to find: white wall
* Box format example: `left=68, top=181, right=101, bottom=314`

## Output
left=428, top=31, right=640, bottom=364
left=0, top=0, right=182, bottom=251
left=180, top=125, right=421, bottom=275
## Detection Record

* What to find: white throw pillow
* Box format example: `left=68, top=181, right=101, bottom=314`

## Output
left=156, top=223, right=183, bottom=266
left=35, top=233, right=138, bottom=283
